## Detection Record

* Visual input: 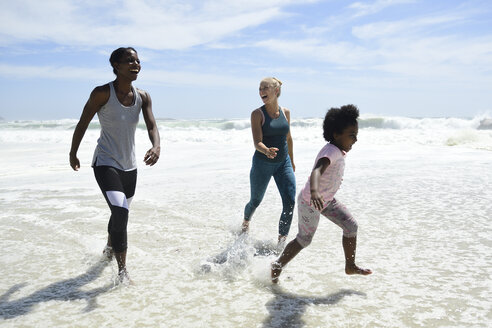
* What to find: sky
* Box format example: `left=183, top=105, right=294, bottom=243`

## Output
left=0, top=0, right=491, bottom=120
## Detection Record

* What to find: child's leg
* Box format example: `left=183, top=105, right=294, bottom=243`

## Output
left=273, top=156, right=296, bottom=238
left=271, top=196, right=320, bottom=283
left=322, top=198, right=372, bottom=275
left=271, top=239, right=303, bottom=283
left=342, top=236, right=371, bottom=275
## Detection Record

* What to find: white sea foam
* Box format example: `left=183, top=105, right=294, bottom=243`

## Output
left=1, top=115, right=491, bottom=150
left=0, top=116, right=491, bottom=327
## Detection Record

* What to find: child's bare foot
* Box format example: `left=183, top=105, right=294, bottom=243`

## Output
left=345, top=264, right=372, bottom=275
left=241, top=220, right=250, bottom=234
left=271, top=261, right=282, bottom=284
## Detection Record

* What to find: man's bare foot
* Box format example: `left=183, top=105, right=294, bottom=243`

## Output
left=271, top=261, right=282, bottom=284
left=241, top=220, right=250, bottom=234
left=345, top=264, right=372, bottom=275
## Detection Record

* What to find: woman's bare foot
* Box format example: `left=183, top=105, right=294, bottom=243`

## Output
left=275, top=235, right=287, bottom=254
left=118, top=267, right=135, bottom=285
left=103, top=245, right=113, bottom=260
left=271, top=261, right=282, bottom=284
left=345, top=264, right=372, bottom=275
left=241, top=220, right=250, bottom=234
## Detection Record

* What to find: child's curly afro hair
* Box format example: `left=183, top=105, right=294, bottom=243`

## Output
left=323, top=104, right=359, bottom=142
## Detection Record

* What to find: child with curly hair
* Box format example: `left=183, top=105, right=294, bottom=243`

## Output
left=271, top=104, right=372, bottom=283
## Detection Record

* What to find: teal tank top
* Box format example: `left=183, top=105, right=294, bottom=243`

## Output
left=254, top=106, right=290, bottom=162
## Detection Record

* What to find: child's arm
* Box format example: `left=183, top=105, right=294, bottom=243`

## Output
left=310, top=157, right=331, bottom=211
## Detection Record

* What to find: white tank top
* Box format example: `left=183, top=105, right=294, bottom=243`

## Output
left=92, top=82, right=142, bottom=171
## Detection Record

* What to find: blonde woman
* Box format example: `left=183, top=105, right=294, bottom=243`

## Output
left=242, top=77, right=296, bottom=250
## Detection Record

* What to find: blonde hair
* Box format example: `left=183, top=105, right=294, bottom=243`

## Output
left=261, top=77, right=283, bottom=97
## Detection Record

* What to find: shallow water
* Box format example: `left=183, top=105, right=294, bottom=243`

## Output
left=0, top=117, right=491, bottom=327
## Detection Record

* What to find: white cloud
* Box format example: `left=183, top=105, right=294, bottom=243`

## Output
left=254, top=32, right=492, bottom=83
left=373, top=35, right=492, bottom=79
left=140, top=69, right=256, bottom=88
left=0, top=0, right=317, bottom=49
left=0, top=62, right=257, bottom=89
left=348, top=0, right=416, bottom=18
left=351, top=14, right=464, bottom=39
left=0, top=63, right=108, bottom=81
left=255, top=38, right=376, bottom=68
left=252, top=2, right=492, bottom=82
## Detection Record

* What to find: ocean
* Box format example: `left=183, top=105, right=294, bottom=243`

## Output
left=0, top=115, right=491, bottom=327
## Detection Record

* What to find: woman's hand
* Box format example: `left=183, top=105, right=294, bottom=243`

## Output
left=265, top=147, right=279, bottom=159
left=69, top=85, right=108, bottom=172
left=69, top=153, right=80, bottom=171
left=140, top=89, right=161, bottom=167
left=144, top=146, right=160, bottom=166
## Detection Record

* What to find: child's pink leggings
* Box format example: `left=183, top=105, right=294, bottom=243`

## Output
left=296, top=194, right=358, bottom=248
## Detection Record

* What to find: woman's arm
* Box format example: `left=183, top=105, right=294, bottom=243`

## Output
left=310, top=157, right=330, bottom=211
left=69, top=85, right=109, bottom=171
left=251, top=109, right=278, bottom=159
left=283, top=108, right=295, bottom=171
left=140, top=89, right=161, bottom=166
